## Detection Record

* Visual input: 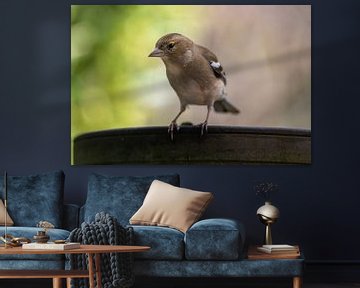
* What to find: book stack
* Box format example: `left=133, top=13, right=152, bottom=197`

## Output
left=248, top=244, right=300, bottom=260
left=22, top=242, right=81, bottom=250
left=257, top=244, right=299, bottom=254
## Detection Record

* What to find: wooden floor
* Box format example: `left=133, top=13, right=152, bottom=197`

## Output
left=1, top=279, right=360, bottom=288
left=306, top=285, right=360, bottom=288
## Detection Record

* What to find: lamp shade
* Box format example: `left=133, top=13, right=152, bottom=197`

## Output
left=256, top=201, right=280, bottom=221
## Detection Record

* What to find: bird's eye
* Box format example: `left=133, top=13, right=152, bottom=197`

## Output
left=167, top=42, right=175, bottom=50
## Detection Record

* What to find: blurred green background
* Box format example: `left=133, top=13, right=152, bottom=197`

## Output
left=71, top=5, right=311, bottom=142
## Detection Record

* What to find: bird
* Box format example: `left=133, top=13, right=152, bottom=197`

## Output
left=148, top=33, right=240, bottom=140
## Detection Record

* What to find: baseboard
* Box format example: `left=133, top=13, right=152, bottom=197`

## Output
left=136, top=262, right=360, bottom=287
left=304, top=261, right=360, bottom=282
left=136, top=277, right=295, bottom=288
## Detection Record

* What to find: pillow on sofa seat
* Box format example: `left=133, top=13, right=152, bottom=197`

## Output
left=84, top=173, right=180, bottom=225
left=130, top=180, right=213, bottom=233
left=0, top=170, right=65, bottom=227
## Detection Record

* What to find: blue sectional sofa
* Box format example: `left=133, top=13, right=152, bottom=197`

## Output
left=81, top=173, right=304, bottom=285
left=0, top=171, right=78, bottom=270
left=0, top=171, right=304, bottom=287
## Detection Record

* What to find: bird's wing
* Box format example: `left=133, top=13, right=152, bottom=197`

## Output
left=197, top=45, right=227, bottom=85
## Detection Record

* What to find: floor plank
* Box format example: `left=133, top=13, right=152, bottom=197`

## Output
left=1, top=279, right=360, bottom=288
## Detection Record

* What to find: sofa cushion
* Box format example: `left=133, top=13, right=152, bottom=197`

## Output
left=0, top=226, right=70, bottom=261
left=184, top=218, right=245, bottom=260
left=0, top=171, right=65, bottom=227
left=0, top=199, right=14, bottom=226
left=130, top=180, right=213, bottom=233
left=130, top=225, right=184, bottom=260
left=84, top=173, right=180, bottom=226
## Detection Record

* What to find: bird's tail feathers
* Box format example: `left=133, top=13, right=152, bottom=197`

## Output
left=214, top=99, right=240, bottom=114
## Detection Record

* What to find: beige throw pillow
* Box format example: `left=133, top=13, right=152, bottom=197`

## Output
left=0, top=200, right=14, bottom=226
left=130, top=180, right=213, bottom=233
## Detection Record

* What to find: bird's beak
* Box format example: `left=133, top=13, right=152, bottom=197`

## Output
left=148, top=47, right=164, bottom=57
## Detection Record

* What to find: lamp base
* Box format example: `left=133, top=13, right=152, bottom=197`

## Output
left=265, top=223, right=272, bottom=245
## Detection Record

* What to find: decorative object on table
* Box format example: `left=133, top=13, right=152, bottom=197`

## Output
left=33, top=230, right=50, bottom=243
left=33, top=220, right=55, bottom=243
left=254, top=181, right=280, bottom=245
left=0, top=234, right=31, bottom=247
left=69, top=212, right=135, bottom=288
left=37, top=220, right=55, bottom=232
left=54, top=239, right=67, bottom=244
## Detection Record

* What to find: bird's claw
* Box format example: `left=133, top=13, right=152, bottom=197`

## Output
left=168, top=122, right=178, bottom=141
left=199, top=122, right=208, bottom=137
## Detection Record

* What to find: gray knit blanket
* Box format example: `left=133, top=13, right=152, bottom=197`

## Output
left=68, top=212, right=134, bottom=288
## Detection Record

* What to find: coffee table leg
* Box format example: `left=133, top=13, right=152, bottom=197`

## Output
left=95, top=253, right=102, bottom=288
left=293, top=276, right=302, bottom=288
left=66, top=277, right=72, bottom=288
left=88, top=253, right=95, bottom=288
left=52, top=278, right=62, bottom=288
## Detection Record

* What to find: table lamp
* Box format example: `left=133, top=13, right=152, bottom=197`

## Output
left=256, top=201, right=280, bottom=245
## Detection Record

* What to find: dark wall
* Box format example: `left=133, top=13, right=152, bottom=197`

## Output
left=0, top=0, right=359, bottom=265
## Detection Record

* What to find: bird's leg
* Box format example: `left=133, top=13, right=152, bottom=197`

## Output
left=199, top=106, right=212, bottom=137
left=168, top=105, right=186, bottom=141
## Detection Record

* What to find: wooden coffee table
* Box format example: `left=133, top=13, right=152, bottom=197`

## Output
left=0, top=244, right=150, bottom=288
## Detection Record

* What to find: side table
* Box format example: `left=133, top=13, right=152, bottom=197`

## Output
left=0, top=244, right=150, bottom=288
left=247, top=245, right=303, bottom=288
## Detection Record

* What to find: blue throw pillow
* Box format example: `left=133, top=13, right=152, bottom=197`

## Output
left=0, top=170, right=65, bottom=227
left=84, top=173, right=180, bottom=226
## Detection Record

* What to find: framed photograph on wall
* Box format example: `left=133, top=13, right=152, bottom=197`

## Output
left=71, top=5, right=311, bottom=165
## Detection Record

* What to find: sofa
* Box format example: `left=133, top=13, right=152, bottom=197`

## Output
left=0, top=171, right=304, bottom=287
left=80, top=173, right=304, bottom=284
left=0, top=170, right=79, bottom=270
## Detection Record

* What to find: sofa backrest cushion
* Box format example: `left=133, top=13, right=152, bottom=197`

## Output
left=83, top=173, right=180, bottom=226
left=0, top=170, right=65, bottom=227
